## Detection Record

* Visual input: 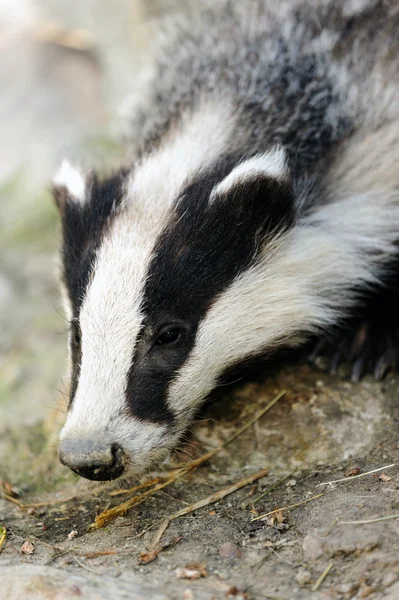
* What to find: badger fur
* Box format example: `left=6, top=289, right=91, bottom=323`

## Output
left=53, top=0, right=399, bottom=481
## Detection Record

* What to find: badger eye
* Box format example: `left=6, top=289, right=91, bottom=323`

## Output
left=155, top=325, right=182, bottom=346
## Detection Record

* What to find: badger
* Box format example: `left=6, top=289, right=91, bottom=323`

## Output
left=53, top=0, right=399, bottom=482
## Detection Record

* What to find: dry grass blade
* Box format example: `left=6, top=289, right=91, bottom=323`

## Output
left=152, top=467, right=269, bottom=546
left=0, top=525, right=6, bottom=552
left=339, top=513, right=399, bottom=526
left=318, top=464, right=395, bottom=486
left=312, top=562, right=333, bottom=592
left=251, top=493, right=324, bottom=521
left=89, top=391, right=285, bottom=530
left=1, top=492, right=78, bottom=509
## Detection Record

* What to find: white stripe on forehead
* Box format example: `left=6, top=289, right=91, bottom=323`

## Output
left=61, top=100, right=234, bottom=444
left=126, top=100, right=236, bottom=212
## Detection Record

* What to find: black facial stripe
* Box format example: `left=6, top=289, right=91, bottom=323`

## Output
left=126, top=155, right=295, bottom=423
left=60, top=169, right=128, bottom=315
left=57, top=169, right=128, bottom=405
left=69, top=322, right=82, bottom=404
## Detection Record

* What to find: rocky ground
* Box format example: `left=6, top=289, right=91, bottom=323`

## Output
left=1, top=2, right=399, bottom=599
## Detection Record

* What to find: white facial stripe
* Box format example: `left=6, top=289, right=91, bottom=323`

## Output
left=127, top=100, right=235, bottom=212
left=53, top=160, right=86, bottom=202
left=168, top=191, right=399, bottom=414
left=211, top=147, right=288, bottom=201
left=59, top=211, right=172, bottom=469
left=61, top=216, right=161, bottom=433
left=60, top=101, right=236, bottom=465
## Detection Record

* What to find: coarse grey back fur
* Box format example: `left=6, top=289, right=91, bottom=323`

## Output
left=130, top=0, right=398, bottom=187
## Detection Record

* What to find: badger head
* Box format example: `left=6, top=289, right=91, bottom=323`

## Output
left=53, top=143, right=299, bottom=482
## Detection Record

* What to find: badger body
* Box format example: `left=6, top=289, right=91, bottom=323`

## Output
left=54, top=0, right=399, bottom=481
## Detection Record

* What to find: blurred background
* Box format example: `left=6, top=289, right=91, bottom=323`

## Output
left=0, top=0, right=186, bottom=492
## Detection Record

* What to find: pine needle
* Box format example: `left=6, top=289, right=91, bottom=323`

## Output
left=152, top=466, right=270, bottom=547
left=251, top=493, right=324, bottom=521
left=312, top=562, right=333, bottom=592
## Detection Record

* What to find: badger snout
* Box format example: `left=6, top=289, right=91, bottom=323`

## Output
left=59, top=439, right=125, bottom=481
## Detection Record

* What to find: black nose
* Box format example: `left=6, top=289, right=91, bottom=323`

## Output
left=59, top=439, right=125, bottom=481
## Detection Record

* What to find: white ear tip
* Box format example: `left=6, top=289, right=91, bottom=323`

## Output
left=53, top=160, right=86, bottom=202
left=211, top=146, right=289, bottom=200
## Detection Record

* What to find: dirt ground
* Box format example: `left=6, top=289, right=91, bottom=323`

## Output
left=1, top=2, right=399, bottom=599
left=2, top=365, right=399, bottom=600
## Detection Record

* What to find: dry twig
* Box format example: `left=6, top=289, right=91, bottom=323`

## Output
left=318, top=464, right=395, bottom=486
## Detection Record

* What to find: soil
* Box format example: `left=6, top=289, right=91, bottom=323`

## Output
left=2, top=364, right=399, bottom=600
left=1, top=2, right=399, bottom=599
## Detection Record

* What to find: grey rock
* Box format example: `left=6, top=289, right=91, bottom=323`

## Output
left=302, top=533, right=324, bottom=562
left=2, top=564, right=171, bottom=600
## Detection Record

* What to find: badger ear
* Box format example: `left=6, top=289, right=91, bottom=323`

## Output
left=52, top=160, right=87, bottom=214
left=211, top=147, right=294, bottom=231
left=212, top=147, right=289, bottom=198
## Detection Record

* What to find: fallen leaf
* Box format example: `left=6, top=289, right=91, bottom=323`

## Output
left=345, top=467, right=361, bottom=477
left=225, top=586, right=249, bottom=599
left=175, top=563, right=207, bottom=580
left=1, top=481, right=20, bottom=498
left=20, top=540, right=35, bottom=555
left=379, top=473, right=393, bottom=482
left=138, top=535, right=181, bottom=565
left=138, top=549, right=160, bottom=564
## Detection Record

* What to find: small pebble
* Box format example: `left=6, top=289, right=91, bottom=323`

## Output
left=68, top=529, right=78, bottom=540
left=295, top=568, right=311, bottom=585
left=286, top=478, right=297, bottom=487
left=219, top=542, right=243, bottom=560
left=302, top=533, right=324, bottom=562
